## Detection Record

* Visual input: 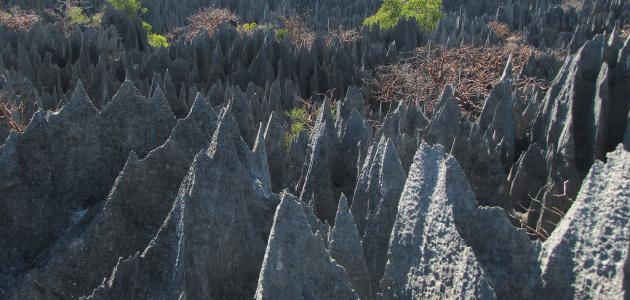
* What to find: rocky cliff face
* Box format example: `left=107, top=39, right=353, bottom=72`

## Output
left=1, top=0, right=629, bottom=299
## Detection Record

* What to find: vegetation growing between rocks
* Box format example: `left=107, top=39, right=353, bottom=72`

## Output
left=142, top=21, right=169, bottom=47
left=39, top=1, right=102, bottom=35
left=364, top=0, right=443, bottom=31
left=1, top=0, right=629, bottom=299
left=108, top=0, right=168, bottom=47
left=107, top=0, right=146, bottom=18
left=284, top=107, right=309, bottom=147
left=67, top=6, right=88, bottom=25
left=183, top=7, right=238, bottom=40
left=283, top=96, right=338, bottom=148
left=238, top=22, right=257, bottom=32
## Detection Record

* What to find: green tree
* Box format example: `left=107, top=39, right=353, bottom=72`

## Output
left=364, top=0, right=443, bottom=31
left=108, top=0, right=168, bottom=48
left=67, top=6, right=88, bottom=25
left=107, top=0, right=146, bottom=18
left=275, top=28, right=289, bottom=40
left=239, top=22, right=258, bottom=31
left=283, top=107, right=309, bottom=148
left=148, top=32, right=169, bottom=47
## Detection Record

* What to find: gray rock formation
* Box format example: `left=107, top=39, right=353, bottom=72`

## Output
left=422, top=85, right=509, bottom=208
left=0, top=80, right=176, bottom=297
left=380, top=142, right=496, bottom=299
left=298, top=99, right=341, bottom=224
left=0, top=1, right=629, bottom=299
left=264, top=111, right=287, bottom=193
left=329, top=194, right=373, bottom=300
left=383, top=142, right=542, bottom=299
left=10, top=92, right=217, bottom=299
left=83, top=104, right=278, bottom=299
left=255, top=193, right=358, bottom=300
left=478, top=55, right=517, bottom=169
left=507, top=143, right=547, bottom=214
left=540, top=145, right=630, bottom=299
left=525, top=33, right=630, bottom=238
left=360, top=138, right=405, bottom=291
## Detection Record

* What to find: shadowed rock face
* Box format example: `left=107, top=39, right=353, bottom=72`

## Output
left=11, top=93, right=217, bottom=299
left=82, top=106, right=278, bottom=300
left=0, top=80, right=176, bottom=297
left=329, top=194, right=373, bottom=300
left=0, top=118, right=9, bottom=144
left=0, top=1, right=629, bottom=299
left=298, top=99, right=341, bottom=224
left=359, top=137, right=405, bottom=292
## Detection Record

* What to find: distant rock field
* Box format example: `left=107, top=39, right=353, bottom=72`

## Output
left=0, top=0, right=629, bottom=299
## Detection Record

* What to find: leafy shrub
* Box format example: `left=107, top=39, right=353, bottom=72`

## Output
left=283, top=107, right=309, bottom=147
left=44, top=1, right=102, bottom=34
left=108, top=1, right=168, bottom=48
left=282, top=98, right=338, bottom=148
left=107, top=0, right=146, bottom=18
left=275, top=28, right=289, bottom=40
left=67, top=6, right=88, bottom=25
left=148, top=32, right=169, bottom=47
left=364, top=0, right=443, bottom=31
left=143, top=21, right=168, bottom=47
left=142, top=20, right=152, bottom=31
left=91, top=12, right=104, bottom=25
left=239, top=22, right=257, bottom=31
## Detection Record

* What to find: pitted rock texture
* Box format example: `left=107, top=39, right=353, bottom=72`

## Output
left=255, top=193, right=358, bottom=300
left=1, top=0, right=629, bottom=299
left=540, top=145, right=630, bottom=299
left=380, top=143, right=496, bottom=299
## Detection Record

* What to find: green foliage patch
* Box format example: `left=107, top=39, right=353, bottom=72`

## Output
left=109, top=0, right=168, bottom=48
left=283, top=107, right=310, bottom=148
left=364, top=0, right=443, bottom=31
left=148, top=32, right=169, bottom=47
left=67, top=6, right=88, bottom=25
left=107, top=0, right=146, bottom=18
left=239, top=22, right=257, bottom=31
left=142, top=21, right=152, bottom=31
left=275, top=28, right=289, bottom=40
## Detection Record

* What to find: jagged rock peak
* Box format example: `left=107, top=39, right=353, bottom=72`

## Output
left=110, top=79, right=146, bottom=104
left=148, top=85, right=176, bottom=120
left=329, top=194, right=372, bottom=300
left=380, top=142, right=496, bottom=299
left=255, top=192, right=358, bottom=300
left=298, top=97, right=341, bottom=223
left=59, top=80, right=98, bottom=118
left=540, top=145, right=630, bottom=298
left=340, top=86, right=365, bottom=120
left=187, top=92, right=214, bottom=119
left=435, top=84, right=458, bottom=112
left=361, top=137, right=405, bottom=290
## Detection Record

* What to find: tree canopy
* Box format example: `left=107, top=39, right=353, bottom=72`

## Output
left=364, top=0, right=443, bottom=31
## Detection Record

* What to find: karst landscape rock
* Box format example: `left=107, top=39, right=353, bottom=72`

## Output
left=0, top=0, right=629, bottom=299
